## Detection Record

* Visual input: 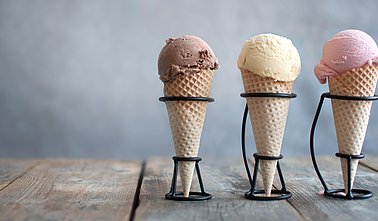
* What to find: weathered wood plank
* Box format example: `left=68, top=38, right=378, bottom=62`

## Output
left=360, top=155, right=378, bottom=172
left=280, top=156, right=378, bottom=221
left=134, top=157, right=304, bottom=221
left=0, top=159, right=40, bottom=191
left=0, top=158, right=142, bottom=221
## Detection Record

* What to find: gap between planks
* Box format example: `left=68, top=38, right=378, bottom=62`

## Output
left=129, top=160, right=146, bottom=221
left=359, top=155, right=378, bottom=172
left=0, top=160, right=41, bottom=192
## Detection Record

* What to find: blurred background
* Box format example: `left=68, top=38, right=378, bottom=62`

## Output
left=1, top=0, right=378, bottom=159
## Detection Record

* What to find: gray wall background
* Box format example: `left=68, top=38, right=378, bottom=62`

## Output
left=1, top=0, right=378, bottom=159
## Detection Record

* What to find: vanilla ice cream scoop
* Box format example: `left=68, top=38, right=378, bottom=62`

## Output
left=237, top=34, right=301, bottom=82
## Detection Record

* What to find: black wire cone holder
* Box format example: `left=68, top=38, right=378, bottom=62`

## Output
left=159, top=96, right=214, bottom=201
left=310, top=92, right=378, bottom=200
left=240, top=92, right=297, bottom=200
left=164, top=156, right=212, bottom=201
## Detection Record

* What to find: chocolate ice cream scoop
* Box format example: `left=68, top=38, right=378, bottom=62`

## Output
left=158, top=35, right=218, bottom=82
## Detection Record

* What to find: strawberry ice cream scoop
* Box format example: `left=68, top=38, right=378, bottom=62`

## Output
left=314, top=30, right=378, bottom=84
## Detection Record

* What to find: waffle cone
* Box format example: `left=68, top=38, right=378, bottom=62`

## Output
left=328, top=64, right=378, bottom=194
left=241, top=70, right=292, bottom=196
left=163, top=70, right=214, bottom=197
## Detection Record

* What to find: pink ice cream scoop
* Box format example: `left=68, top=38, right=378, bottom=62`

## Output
left=314, top=30, right=378, bottom=84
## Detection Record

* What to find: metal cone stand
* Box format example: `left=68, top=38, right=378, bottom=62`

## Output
left=240, top=92, right=296, bottom=200
left=159, top=96, right=213, bottom=201
left=310, top=92, right=378, bottom=200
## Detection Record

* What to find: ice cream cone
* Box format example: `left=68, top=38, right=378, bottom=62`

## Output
left=241, top=70, right=292, bottom=196
left=328, top=64, right=378, bottom=194
left=163, top=69, right=214, bottom=197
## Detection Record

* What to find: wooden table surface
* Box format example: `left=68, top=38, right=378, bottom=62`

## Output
left=1, top=156, right=378, bottom=221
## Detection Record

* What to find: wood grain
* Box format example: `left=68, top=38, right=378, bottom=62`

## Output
left=134, top=157, right=304, bottom=221
left=0, top=159, right=40, bottom=191
left=361, top=155, right=378, bottom=172
left=279, top=156, right=378, bottom=221
left=0, top=158, right=142, bottom=221
left=1, top=157, right=377, bottom=221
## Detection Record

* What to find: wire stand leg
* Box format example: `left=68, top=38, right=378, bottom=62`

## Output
left=250, top=157, right=259, bottom=193
left=347, top=156, right=353, bottom=199
left=277, top=161, right=287, bottom=191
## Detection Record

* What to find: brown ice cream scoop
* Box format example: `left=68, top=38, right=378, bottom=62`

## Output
left=158, top=35, right=218, bottom=82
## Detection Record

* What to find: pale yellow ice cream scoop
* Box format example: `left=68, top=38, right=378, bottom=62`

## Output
left=237, top=33, right=301, bottom=81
